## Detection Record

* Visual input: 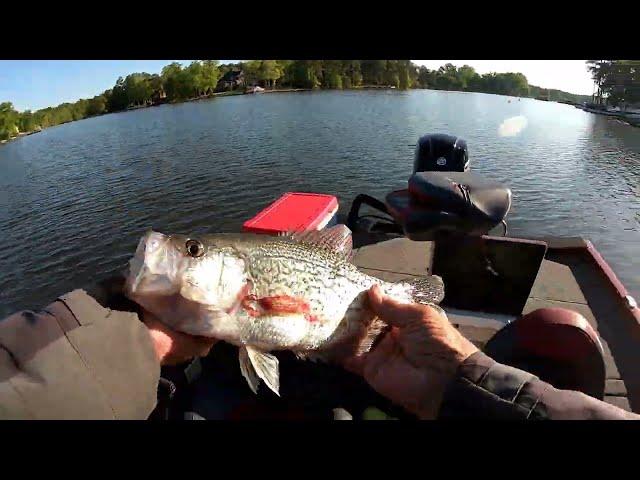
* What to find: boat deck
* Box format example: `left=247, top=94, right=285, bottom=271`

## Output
left=352, top=235, right=640, bottom=413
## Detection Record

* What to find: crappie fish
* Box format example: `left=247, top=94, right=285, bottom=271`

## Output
left=125, top=225, right=445, bottom=396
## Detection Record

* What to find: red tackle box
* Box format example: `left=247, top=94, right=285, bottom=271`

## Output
left=243, top=192, right=339, bottom=235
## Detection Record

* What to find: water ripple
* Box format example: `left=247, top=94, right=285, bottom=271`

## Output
left=1, top=90, right=639, bottom=316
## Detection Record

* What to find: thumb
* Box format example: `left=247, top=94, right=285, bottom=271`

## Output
left=367, top=284, right=428, bottom=329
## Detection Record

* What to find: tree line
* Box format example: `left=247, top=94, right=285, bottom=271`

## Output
left=1, top=60, right=593, bottom=142
left=0, top=60, right=223, bottom=141
left=587, top=60, right=640, bottom=107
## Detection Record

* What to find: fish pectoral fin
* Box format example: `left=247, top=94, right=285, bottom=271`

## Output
left=239, top=346, right=280, bottom=397
left=239, top=347, right=261, bottom=394
left=295, top=351, right=324, bottom=363
left=248, top=347, right=280, bottom=397
left=355, top=317, right=388, bottom=355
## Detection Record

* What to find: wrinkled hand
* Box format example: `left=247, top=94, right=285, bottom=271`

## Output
left=343, top=285, right=478, bottom=419
left=142, top=311, right=218, bottom=366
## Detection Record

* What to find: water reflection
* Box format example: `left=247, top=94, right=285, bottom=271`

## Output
left=0, top=90, right=638, bottom=316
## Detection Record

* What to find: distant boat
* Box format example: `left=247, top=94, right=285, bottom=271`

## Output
left=246, top=86, right=265, bottom=94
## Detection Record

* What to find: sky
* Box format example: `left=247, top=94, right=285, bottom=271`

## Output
left=0, top=60, right=198, bottom=111
left=0, top=60, right=595, bottom=112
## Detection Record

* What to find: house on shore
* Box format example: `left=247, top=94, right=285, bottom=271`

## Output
left=152, top=89, right=167, bottom=105
left=217, top=70, right=245, bottom=91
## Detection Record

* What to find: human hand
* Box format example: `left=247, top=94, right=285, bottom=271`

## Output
left=343, top=285, right=478, bottom=419
left=142, top=310, right=218, bottom=366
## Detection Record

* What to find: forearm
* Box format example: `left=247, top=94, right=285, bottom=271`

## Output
left=0, top=289, right=160, bottom=419
left=438, top=351, right=639, bottom=420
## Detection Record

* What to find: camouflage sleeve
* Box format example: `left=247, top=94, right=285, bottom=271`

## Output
left=438, top=351, right=639, bottom=420
left=0, top=289, right=160, bottom=419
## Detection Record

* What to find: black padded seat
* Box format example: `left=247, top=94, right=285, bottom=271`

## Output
left=385, top=172, right=511, bottom=240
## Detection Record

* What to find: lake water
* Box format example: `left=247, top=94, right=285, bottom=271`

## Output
left=1, top=89, right=639, bottom=317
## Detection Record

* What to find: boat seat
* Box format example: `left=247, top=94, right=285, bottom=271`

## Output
left=385, top=172, right=511, bottom=240
left=484, top=307, right=606, bottom=399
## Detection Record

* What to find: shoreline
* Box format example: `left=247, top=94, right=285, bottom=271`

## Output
left=0, top=88, right=314, bottom=145
left=0, top=129, right=41, bottom=145
left=4, top=87, right=637, bottom=146
left=576, top=104, right=640, bottom=128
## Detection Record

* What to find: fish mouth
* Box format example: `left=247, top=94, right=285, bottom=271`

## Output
left=126, top=231, right=179, bottom=296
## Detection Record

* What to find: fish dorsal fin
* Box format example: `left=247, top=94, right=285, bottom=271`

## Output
left=239, top=346, right=281, bottom=396
left=287, top=225, right=353, bottom=260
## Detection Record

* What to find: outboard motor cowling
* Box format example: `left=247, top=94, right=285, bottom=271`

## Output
left=414, top=133, right=469, bottom=173
left=346, top=132, right=509, bottom=240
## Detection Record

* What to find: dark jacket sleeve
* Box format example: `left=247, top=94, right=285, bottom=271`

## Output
left=438, top=351, right=639, bottom=420
left=0, top=289, right=160, bottom=419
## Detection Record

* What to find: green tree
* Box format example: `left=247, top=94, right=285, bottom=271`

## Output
left=384, top=61, right=399, bottom=87
left=361, top=60, right=387, bottom=85
left=394, top=60, right=415, bottom=90
left=416, top=66, right=431, bottom=88
left=467, top=73, right=485, bottom=92
left=260, top=60, right=283, bottom=89
left=108, top=77, right=129, bottom=111
left=146, top=74, right=164, bottom=102
left=323, top=60, right=344, bottom=89
left=86, top=95, right=107, bottom=116
left=162, top=62, right=188, bottom=101
left=398, top=61, right=411, bottom=90
left=19, top=110, right=37, bottom=132
left=481, top=72, right=529, bottom=96
left=201, top=60, right=220, bottom=95
left=327, top=71, right=343, bottom=89
left=241, top=60, right=284, bottom=89
left=435, top=64, right=462, bottom=90
left=72, top=99, right=88, bottom=120
left=456, top=65, right=477, bottom=90
left=351, top=67, right=363, bottom=87
left=242, top=60, right=262, bottom=86
left=407, top=62, right=418, bottom=88
left=277, top=60, right=296, bottom=87
left=507, top=72, right=529, bottom=96
left=33, top=109, right=51, bottom=129
left=308, top=61, right=324, bottom=88
left=185, top=61, right=205, bottom=97
left=591, top=60, right=640, bottom=107
left=0, top=102, right=19, bottom=140
left=587, top=60, right=612, bottom=104
left=55, top=104, right=74, bottom=124
left=288, top=60, right=319, bottom=89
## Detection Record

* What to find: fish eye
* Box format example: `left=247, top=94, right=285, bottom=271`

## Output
left=185, top=239, right=205, bottom=258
